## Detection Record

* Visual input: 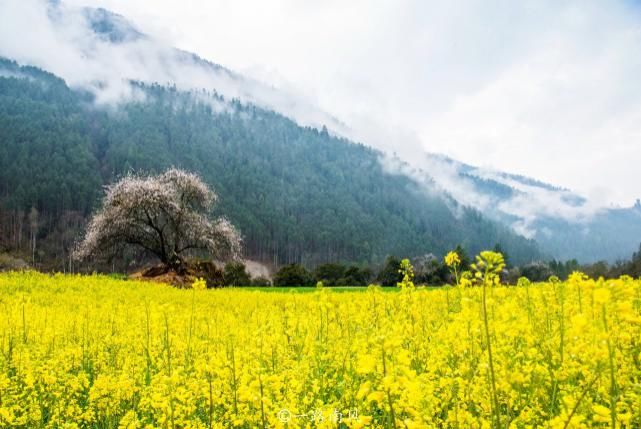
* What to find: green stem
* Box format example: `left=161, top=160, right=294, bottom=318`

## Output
left=164, top=313, right=172, bottom=375
left=562, top=370, right=601, bottom=429
left=259, top=371, right=267, bottom=429
left=482, top=276, right=500, bottom=428
left=602, top=305, right=618, bottom=429
left=208, top=377, right=213, bottom=429
left=144, top=304, right=152, bottom=386
left=381, top=344, right=397, bottom=428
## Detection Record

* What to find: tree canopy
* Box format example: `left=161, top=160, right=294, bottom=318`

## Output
left=74, top=169, right=241, bottom=272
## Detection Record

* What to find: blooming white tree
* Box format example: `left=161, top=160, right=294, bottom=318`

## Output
left=74, top=168, right=241, bottom=273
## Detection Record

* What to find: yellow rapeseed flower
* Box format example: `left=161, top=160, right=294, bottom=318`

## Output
left=444, top=251, right=461, bottom=267
left=191, top=277, right=207, bottom=290
left=593, top=288, right=611, bottom=305
left=0, top=270, right=640, bottom=428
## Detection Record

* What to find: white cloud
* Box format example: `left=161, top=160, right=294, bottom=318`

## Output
left=393, top=154, right=608, bottom=238
left=61, top=0, right=641, bottom=207
left=0, top=0, right=345, bottom=130
left=3, top=0, right=641, bottom=207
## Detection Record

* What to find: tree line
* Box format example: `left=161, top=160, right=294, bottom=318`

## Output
left=269, top=243, right=641, bottom=287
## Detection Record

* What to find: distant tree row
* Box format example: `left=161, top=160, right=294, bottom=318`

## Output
left=272, top=262, right=373, bottom=287
left=271, top=245, right=469, bottom=287
left=269, top=242, right=641, bottom=287
left=508, top=244, right=641, bottom=282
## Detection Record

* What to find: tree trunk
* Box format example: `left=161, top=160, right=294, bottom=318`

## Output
left=168, top=253, right=188, bottom=275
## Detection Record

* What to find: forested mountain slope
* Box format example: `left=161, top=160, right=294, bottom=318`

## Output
left=419, top=155, right=641, bottom=263
left=0, top=58, right=541, bottom=268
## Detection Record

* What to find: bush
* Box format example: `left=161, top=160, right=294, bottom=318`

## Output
left=376, top=256, right=403, bottom=286
left=224, top=261, right=252, bottom=286
left=520, top=262, right=553, bottom=282
left=273, top=264, right=313, bottom=287
left=412, top=254, right=448, bottom=285
left=251, top=276, right=272, bottom=287
left=504, top=267, right=522, bottom=285
left=313, top=263, right=346, bottom=286
left=190, top=261, right=225, bottom=288
left=582, top=261, right=610, bottom=279
left=342, top=265, right=372, bottom=286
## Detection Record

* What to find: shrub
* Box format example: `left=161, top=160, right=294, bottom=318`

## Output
left=313, top=263, right=346, bottom=286
left=251, top=276, right=272, bottom=287
left=191, top=260, right=225, bottom=288
left=223, top=261, right=252, bottom=286
left=273, top=264, right=313, bottom=287
left=414, top=253, right=448, bottom=285
left=376, top=256, right=403, bottom=286
left=520, top=262, right=553, bottom=282
left=342, top=265, right=372, bottom=286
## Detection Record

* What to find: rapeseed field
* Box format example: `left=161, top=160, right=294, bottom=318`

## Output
left=0, top=271, right=640, bottom=428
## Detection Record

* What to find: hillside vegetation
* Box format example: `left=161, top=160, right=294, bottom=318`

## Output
left=0, top=58, right=540, bottom=269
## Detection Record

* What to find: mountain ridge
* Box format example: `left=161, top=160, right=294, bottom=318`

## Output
left=417, top=154, right=641, bottom=262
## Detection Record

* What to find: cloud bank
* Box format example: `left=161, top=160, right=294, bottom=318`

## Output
left=57, top=0, right=641, bottom=207
left=0, top=0, right=344, bottom=131
left=382, top=153, right=610, bottom=238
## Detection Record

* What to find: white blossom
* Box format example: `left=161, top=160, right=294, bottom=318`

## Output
left=74, top=168, right=241, bottom=271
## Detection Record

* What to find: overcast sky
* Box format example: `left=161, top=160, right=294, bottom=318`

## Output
left=43, top=1, right=641, bottom=205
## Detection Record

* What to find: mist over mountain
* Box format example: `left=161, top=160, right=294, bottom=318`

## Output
left=0, top=1, right=638, bottom=267
left=0, top=0, right=347, bottom=131
left=0, top=57, right=542, bottom=269
left=413, top=154, right=641, bottom=262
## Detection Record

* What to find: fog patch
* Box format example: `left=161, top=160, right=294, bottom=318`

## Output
left=0, top=0, right=343, bottom=131
left=0, top=69, right=32, bottom=80
left=380, top=151, right=609, bottom=238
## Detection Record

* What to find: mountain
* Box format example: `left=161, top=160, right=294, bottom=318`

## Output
left=2, top=2, right=635, bottom=270
left=415, top=154, right=641, bottom=263
left=30, top=2, right=348, bottom=133
left=81, top=7, right=144, bottom=43
left=0, top=56, right=542, bottom=270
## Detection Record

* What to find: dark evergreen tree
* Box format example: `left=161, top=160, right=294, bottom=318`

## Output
left=453, top=245, right=471, bottom=271
left=376, top=256, right=403, bottom=287
left=224, top=261, right=252, bottom=286
left=313, top=263, right=347, bottom=286
left=273, top=264, right=313, bottom=287
left=493, top=243, right=510, bottom=268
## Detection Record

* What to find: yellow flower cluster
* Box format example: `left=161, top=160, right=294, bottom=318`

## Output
left=444, top=251, right=460, bottom=268
left=397, top=259, right=415, bottom=290
left=0, top=271, right=640, bottom=428
left=191, top=278, right=207, bottom=291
